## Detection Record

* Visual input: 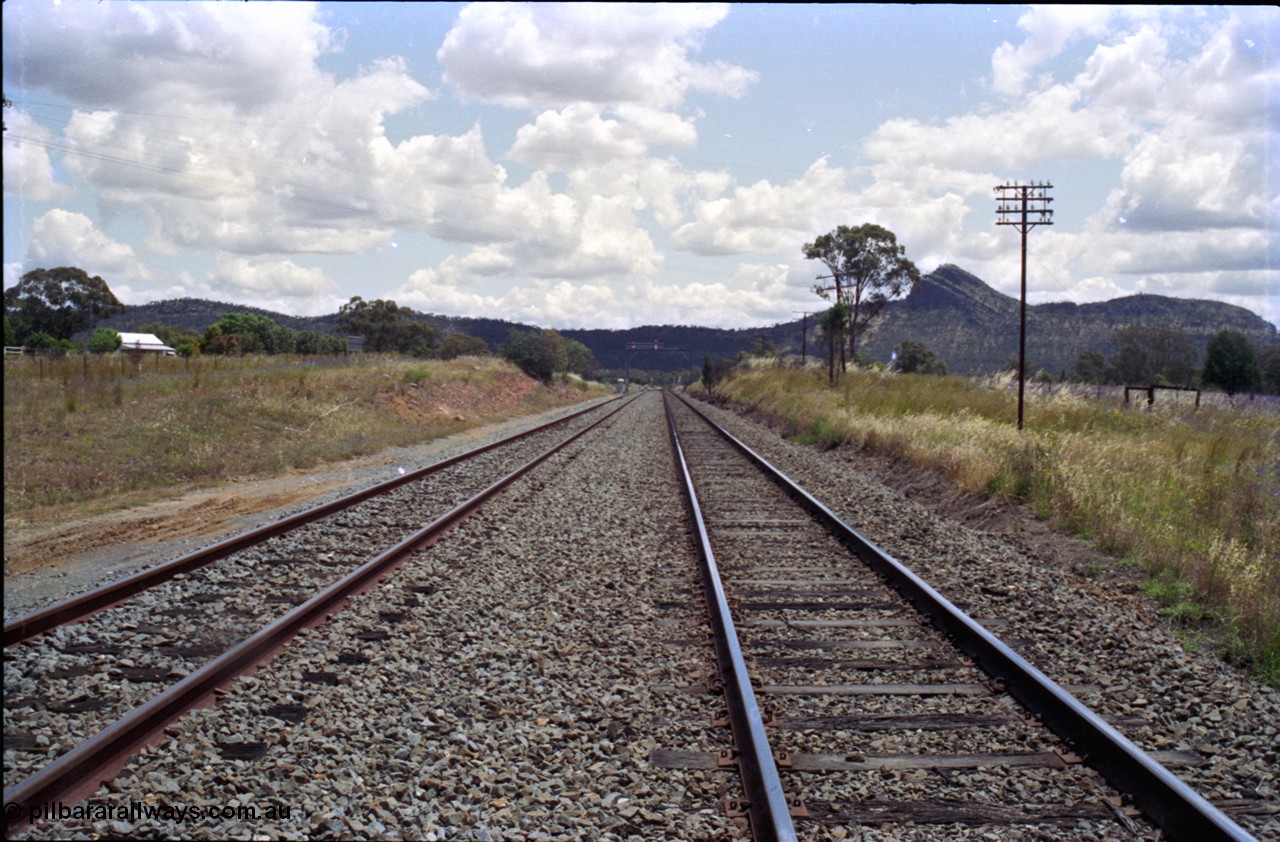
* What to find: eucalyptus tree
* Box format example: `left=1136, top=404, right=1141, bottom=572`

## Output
left=502, top=329, right=567, bottom=383
left=1109, top=326, right=1197, bottom=386
left=4, top=267, right=125, bottom=341
left=893, top=340, right=947, bottom=375
left=803, top=224, right=918, bottom=371
left=337, top=296, right=439, bottom=356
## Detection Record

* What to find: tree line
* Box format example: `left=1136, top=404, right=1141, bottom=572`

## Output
left=7, top=264, right=1270, bottom=393
left=1071, top=325, right=1276, bottom=396
left=4, top=267, right=598, bottom=384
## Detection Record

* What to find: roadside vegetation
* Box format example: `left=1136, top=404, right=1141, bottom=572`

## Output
left=4, top=353, right=607, bottom=526
left=705, top=364, right=1279, bottom=684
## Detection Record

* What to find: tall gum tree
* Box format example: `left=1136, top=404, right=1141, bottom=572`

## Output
left=803, top=224, right=919, bottom=371
left=4, top=267, right=125, bottom=342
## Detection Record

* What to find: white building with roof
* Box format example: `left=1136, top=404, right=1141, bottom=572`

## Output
left=116, top=332, right=176, bottom=355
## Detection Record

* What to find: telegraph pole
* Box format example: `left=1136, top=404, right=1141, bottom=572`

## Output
left=792, top=311, right=815, bottom=366
left=995, top=181, right=1053, bottom=430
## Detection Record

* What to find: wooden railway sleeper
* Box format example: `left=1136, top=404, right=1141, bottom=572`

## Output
left=724, top=795, right=810, bottom=820
left=715, top=709, right=778, bottom=730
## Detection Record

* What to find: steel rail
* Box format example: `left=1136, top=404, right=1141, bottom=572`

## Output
left=671, top=391, right=1255, bottom=842
left=2, top=395, right=636, bottom=836
left=5, top=395, right=625, bottom=647
left=662, top=392, right=798, bottom=842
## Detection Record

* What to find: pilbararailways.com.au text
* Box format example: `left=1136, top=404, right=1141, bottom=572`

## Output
left=8, top=800, right=292, bottom=824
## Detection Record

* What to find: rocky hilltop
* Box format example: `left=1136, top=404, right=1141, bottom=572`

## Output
left=859, top=265, right=1277, bottom=376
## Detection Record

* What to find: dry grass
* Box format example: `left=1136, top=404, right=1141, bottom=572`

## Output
left=715, top=365, right=1280, bottom=684
left=4, top=353, right=607, bottom=525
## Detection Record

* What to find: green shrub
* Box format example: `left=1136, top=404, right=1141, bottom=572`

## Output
left=87, top=328, right=122, bottom=354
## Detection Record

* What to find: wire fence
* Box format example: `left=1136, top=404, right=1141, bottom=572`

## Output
left=3, top=350, right=359, bottom=385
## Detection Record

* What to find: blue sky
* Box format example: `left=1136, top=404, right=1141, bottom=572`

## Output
left=4, top=3, right=1277, bottom=329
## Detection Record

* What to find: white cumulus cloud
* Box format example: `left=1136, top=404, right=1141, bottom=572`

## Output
left=27, top=209, right=150, bottom=282
left=438, top=3, right=754, bottom=109
left=207, top=257, right=342, bottom=316
left=2, top=111, right=70, bottom=201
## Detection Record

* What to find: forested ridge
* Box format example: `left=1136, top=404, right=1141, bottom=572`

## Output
left=83, top=265, right=1277, bottom=375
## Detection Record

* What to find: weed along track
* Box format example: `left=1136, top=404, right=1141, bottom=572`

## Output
left=5, top=391, right=1277, bottom=840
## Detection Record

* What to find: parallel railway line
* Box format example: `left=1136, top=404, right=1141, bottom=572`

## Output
left=3, top=394, right=633, bottom=831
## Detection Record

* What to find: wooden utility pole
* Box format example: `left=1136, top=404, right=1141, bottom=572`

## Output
left=995, top=181, right=1054, bottom=431
left=792, top=311, right=815, bottom=366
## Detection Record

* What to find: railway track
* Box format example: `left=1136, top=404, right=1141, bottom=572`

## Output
left=661, top=391, right=1262, bottom=841
left=3, top=394, right=633, bottom=832
left=5, top=390, right=1274, bottom=839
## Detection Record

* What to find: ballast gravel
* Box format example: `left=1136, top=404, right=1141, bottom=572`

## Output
left=668, top=397, right=1164, bottom=841
left=3, top=396, right=618, bottom=622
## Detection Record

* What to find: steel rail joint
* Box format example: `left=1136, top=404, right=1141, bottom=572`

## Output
left=672, top=391, right=1254, bottom=842
left=5, top=395, right=626, bottom=647
left=663, top=393, right=798, bottom=842
left=2, top=394, right=637, bottom=836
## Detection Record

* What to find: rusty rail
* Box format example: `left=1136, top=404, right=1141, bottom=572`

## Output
left=671, top=391, right=1253, bottom=842
left=5, top=395, right=624, bottom=647
left=663, top=392, right=797, bottom=841
left=2, top=395, right=635, bottom=835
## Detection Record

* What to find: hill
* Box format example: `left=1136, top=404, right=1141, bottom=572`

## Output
left=858, top=265, right=1277, bottom=376
left=98, top=267, right=1278, bottom=376
left=95, top=298, right=338, bottom=335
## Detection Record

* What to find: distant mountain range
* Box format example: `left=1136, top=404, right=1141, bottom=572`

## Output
left=99, top=264, right=1277, bottom=376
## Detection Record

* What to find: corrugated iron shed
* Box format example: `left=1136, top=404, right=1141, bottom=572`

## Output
left=116, top=332, right=176, bottom=354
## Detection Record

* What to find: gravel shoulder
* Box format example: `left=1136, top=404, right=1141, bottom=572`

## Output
left=3, top=397, right=614, bottom=621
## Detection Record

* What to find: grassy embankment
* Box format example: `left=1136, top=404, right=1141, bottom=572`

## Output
left=4, top=353, right=607, bottom=525
left=712, top=365, right=1279, bottom=685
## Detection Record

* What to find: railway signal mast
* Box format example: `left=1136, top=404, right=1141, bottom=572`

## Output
left=995, top=181, right=1053, bottom=431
